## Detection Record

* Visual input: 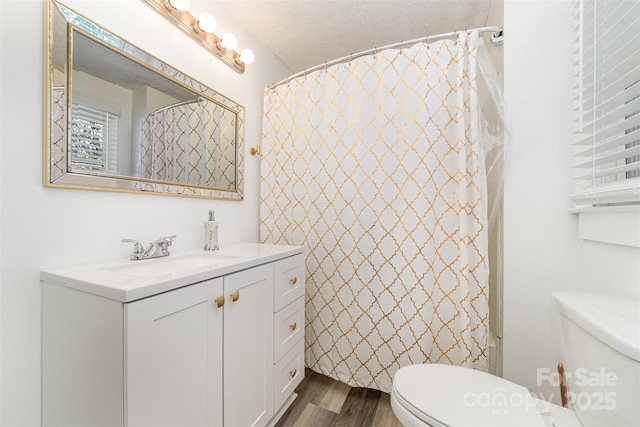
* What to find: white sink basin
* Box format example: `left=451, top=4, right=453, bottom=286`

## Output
left=103, top=253, right=241, bottom=278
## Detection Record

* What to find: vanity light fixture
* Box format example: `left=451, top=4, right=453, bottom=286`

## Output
left=220, top=33, right=238, bottom=51
left=166, top=0, right=189, bottom=11
left=239, top=49, right=255, bottom=65
left=141, top=0, right=254, bottom=74
left=196, top=12, right=216, bottom=33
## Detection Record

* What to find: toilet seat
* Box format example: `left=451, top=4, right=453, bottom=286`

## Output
left=392, top=364, right=578, bottom=427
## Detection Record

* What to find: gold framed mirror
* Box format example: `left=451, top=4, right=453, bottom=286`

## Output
left=44, top=0, right=245, bottom=199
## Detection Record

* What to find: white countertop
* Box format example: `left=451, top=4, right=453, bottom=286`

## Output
left=41, top=243, right=304, bottom=302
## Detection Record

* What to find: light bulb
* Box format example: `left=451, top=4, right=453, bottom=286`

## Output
left=239, top=48, right=255, bottom=65
left=167, top=0, right=190, bottom=11
left=220, top=33, right=238, bottom=51
left=197, top=12, right=217, bottom=33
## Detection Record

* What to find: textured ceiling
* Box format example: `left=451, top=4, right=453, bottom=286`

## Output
left=216, top=0, right=493, bottom=74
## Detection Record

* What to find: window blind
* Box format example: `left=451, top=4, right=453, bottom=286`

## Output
left=71, top=103, right=119, bottom=174
left=572, top=0, right=640, bottom=207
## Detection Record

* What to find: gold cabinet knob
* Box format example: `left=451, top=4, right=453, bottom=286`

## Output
left=290, top=276, right=297, bottom=285
left=214, top=295, right=225, bottom=308
left=290, top=369, right=297, bottom=378
left=230, top=290, right=240, bottom=302
left=290, top=322, right=297, bottom=331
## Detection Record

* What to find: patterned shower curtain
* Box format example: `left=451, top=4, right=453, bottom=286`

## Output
left=260, top=31, right=488, bottom=393
left=140, top=100, right=236, bottom=189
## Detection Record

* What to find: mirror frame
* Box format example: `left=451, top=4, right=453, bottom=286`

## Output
left=43, top=0, right=245, bottom=200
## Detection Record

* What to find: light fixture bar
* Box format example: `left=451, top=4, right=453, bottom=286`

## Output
left=141, top=0, right=246, bottom=74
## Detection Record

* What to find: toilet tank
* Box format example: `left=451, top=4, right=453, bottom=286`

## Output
left=552, top=292, right=640, bottom=427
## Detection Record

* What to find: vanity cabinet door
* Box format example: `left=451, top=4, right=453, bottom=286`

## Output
left=126, top=278, right=224, bottom=427
left=223, top=263, right=275, bottom=427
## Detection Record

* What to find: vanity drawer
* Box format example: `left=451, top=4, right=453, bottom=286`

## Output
left=273, top=338, right=304, bottom=412
left=274, top=296, right=305, bottom=362
left=274, top=254, right=305, bottom=312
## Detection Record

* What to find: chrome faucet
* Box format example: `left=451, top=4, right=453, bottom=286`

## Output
left=122, top=235, right=177, bottom=260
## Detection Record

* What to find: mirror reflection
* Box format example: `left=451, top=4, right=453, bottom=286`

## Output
left=46, top=0, right=244, bottom=199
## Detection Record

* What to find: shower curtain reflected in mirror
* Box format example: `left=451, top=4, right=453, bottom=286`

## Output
left=140, top=100, right=236, bottom=189
left=261, top=31, right=500, bottom=392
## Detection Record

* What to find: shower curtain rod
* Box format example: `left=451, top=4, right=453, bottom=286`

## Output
left=148, top=97, right=201, bottom=116
left=269, top=26, right=503, bottom=89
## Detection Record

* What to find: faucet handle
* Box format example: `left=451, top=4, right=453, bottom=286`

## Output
left=156, top=235, right=177, bottom=256
left=122, top=238, right=144, bottom=260
left=151, top=235, right=177, bottom=247
left=163, top=236, right=177, bottom=255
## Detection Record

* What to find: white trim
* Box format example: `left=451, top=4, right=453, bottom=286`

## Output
left=571, top=178, right=640, bottom=207
left=571, top=205, right=640, bottom=247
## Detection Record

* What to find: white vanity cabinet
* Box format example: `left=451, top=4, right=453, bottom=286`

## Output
left=223, top=263, right=274, bottom=427
left=41, top=243, right=304, bottom=427
left=126, top=278, right=225, bottom=427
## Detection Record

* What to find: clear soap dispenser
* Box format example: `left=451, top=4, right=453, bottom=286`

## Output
left=204, top=210, right=219, bottom=251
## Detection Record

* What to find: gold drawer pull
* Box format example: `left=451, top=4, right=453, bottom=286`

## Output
left=230, top=290, right=239, bottom=302
left=290, top=276, right=297, bottom=285
left=214, top=295, right=225, bottom=308
left=290, top=369, right=297, bottom=378
left=290, top=322, right=297, bottom=331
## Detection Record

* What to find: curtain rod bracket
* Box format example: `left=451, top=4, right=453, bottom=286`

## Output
left=491, top=30, right=504, bottom=46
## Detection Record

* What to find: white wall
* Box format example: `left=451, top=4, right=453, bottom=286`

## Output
left=0, top=1, right=3, bottom=420
left=503, top=0, right=640, bottom=403
left=0, top=0, right=290, bottom=424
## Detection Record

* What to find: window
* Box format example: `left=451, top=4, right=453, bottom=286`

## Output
left=572, top=0, right=640, bottom=208
left=71, top=103, right=119, bottom=174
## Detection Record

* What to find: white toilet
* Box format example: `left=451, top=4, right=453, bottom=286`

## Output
left=390, top=292, right=640, bottom=427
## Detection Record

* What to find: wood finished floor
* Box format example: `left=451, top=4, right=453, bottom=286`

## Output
left=274, top=369, right=403, bottom=427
